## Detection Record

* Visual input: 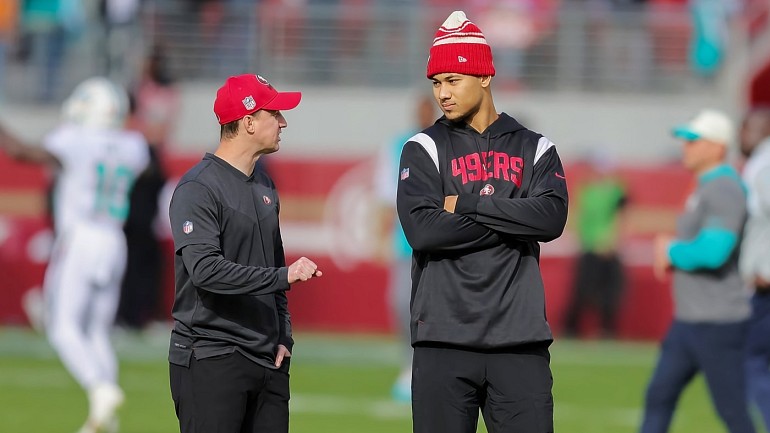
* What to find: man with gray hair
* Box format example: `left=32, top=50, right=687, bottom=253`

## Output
left=641, top=109, right=755, bottom=433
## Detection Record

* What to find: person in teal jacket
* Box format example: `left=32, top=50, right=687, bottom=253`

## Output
left=641, top=109, right=755, bottom=433
left=374, top=94, right=436, bottom=402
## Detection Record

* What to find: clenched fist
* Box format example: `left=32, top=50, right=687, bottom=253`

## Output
left=288, top=256, right=322, bottom=283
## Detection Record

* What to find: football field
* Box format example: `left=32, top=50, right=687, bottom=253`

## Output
left=0, top=327, right=761, bottom=433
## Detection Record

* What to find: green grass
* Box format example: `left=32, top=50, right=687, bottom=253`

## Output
left=0, top=328, right=763, bottom=433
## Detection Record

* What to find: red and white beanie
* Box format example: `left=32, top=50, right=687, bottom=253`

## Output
left=426, top=11, right=496, bottom=78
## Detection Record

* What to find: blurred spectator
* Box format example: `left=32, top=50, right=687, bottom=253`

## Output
left=185, top=0, right=257, bottom=77
left=186, top=0, right=223, bottom=38
left=584, top=0, right=654, bottom=91
left=365, top=0, right=417, bottom=84
left=116, top=46, right=176, bottom=330
left=739, top=107, right=770, bottom=431
left=183, top=0, right=223, bottom=75
left=306, top=0, right=340, bottom=83
left=0, top=0, right=18, bottom=101
left=641, top=109, right=754, bottom=433
left=471, top=0, right=558, bottom=88
left=373, top=93, right=435, bottom=403
left=129, top=44, right=178, bottom=149
left=220, top=0, right=260, bottom=76
left=688, top=0, right=740, bottom=79
left=562, top=155, right=628, bottom=339
left=97, top=0, right=142, bottom=85
left=19, top=0, right=85, bottom=101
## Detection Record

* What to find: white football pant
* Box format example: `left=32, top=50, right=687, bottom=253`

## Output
left=44, top=222, right=127, bottom=390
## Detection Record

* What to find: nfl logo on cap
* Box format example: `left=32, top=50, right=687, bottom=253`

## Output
left=242, top=96, right=256, bottom=110
left=183, top=221, right=194, bottom=234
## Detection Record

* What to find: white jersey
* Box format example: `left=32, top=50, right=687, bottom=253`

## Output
left=44, top=123, right=150, bottom=234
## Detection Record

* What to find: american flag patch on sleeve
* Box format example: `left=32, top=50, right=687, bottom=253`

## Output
left=400, top=168, right=410, bottom=180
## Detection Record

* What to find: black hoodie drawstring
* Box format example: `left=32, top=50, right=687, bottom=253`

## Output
left=473, top=132, right=491, bottom=173
left=468, top=130, right=492, bottom=195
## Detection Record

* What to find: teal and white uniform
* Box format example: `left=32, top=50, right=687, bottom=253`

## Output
left=43, top=123, right=149, bottom=390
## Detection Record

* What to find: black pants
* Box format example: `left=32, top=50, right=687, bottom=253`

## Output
left=117, top=146, right=166, bottom=329
left=412, top=343, right=554, bottom=433
left=563, top=251, right=625, bottom=337
left=169, top=351, right=290, bottom=433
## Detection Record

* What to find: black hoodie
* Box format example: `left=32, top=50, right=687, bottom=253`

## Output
left=396, top=113, right=568, bottom=349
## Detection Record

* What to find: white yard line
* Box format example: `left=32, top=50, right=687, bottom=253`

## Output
left=290, top=392, right=640, bottom=427
left=290, top=393, right=410, bottom=419
left=0, top=328, right=658, bottom=366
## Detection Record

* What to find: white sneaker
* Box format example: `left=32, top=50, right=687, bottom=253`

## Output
left=84, top=383, right=124, bottom=432
left=105, top=417, right=119, bottom=433
left=76, top=416, right=118, bottom=433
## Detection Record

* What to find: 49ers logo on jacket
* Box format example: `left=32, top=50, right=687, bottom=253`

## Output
left=480, top=184, right=495, bottom=196
left=451, top=151, right=523, bottom=187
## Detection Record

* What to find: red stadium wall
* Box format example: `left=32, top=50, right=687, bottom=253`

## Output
left=0, top=152, right=688, bottom=341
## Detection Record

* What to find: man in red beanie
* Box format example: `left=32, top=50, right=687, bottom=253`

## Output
left=396, top=11, right=568, bottom=433
left=167, top=74, right=322, bottom=433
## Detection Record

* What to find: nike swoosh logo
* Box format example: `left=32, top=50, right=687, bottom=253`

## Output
left=555, top=173, right=566, bottom=179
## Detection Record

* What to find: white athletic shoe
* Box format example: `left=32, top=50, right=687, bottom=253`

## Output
left=80, top=383, right=124, bottom=433
left=391, top=367, right=412, bottom=403
left=76, top=416, right=118, bottom=433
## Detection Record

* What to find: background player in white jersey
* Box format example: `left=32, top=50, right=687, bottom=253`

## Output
left=0, top=77, right=150, bottom=433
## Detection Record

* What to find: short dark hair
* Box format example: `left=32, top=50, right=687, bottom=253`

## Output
left=220, top=119, right=239, bottom=140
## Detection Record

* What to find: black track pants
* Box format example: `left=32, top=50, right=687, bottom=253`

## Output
left=412, top=343, right=554, bottom=433
left=170, top=350, right=290, bottom=433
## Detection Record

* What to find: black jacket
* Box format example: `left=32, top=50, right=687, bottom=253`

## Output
left=168, top=154, right=291, bottom=370
left=396, top=113, right=568, bottom=349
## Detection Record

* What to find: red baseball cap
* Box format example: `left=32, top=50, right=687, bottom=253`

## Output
left=213, top=74, right=302, bottom=125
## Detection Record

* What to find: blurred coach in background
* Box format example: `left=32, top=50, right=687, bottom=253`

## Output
left=643, top=109, right=754, bottom=433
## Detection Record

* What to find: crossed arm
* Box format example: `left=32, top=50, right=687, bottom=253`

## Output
left=397, top=141, right=568, bottom=253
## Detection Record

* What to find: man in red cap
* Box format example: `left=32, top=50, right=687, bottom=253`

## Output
left=396, top=11, right=568, bottom=433
left=167, top=74, right=322, bottom=433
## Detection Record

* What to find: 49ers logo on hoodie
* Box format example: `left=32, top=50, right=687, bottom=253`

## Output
left=451, top=151, right=523, bottom=187
left=480, top=184, right=495, bottom=196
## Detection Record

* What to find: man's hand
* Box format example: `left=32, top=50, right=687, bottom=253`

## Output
left=653, top=234, right=673, bottom=281
left=444, top=195, right=458, bottom=213
left=287, top=256, right=322, bottom=283
left=275, top=344, right=291, bottom=367
left=755, top=275, right=770, bottom=293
